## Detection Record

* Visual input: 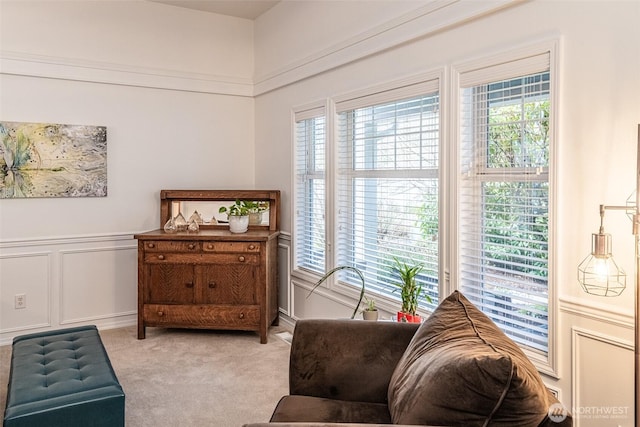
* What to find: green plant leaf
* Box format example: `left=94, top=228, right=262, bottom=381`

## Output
left=307, top=265, right=366, bottom=319
left=392, top=257, right=426, bottom=315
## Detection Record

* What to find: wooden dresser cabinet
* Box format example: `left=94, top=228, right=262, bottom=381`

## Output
left=134, top=190, right=280, bottom=343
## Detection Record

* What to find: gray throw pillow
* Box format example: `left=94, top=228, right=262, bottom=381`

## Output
left=387, top=290, right=549, bottom=426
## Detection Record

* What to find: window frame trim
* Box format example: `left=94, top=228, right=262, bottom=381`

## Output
left=290, top=41, right=560, bottom=377
left=291, top=71, right=446, bottom=317
left=331, top=70, right=445, bottom=316
left=450, top=38, right=560, bottom=378
left=291, top=100, right=330, bottom=285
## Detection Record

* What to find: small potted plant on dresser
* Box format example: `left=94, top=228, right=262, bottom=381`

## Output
left=219, top=199, right=250, bottom=233
left=245, top=200, right=270, bottom=225
left=392, top=257, right=428, bottom=323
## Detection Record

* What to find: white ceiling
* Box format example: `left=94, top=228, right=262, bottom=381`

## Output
left=148, top=0, right=280, bottom=20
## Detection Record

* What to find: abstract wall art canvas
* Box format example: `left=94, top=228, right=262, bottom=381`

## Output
left=0, top=121, right=107, bottom=198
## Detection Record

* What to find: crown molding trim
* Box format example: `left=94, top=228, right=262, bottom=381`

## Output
left=253, top=0, right=524, bottom=95
left=0, top=51, right=254, bottom=97
left=1, top=1, right=524, bottom=96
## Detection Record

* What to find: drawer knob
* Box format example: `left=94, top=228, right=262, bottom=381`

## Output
left=148, top=243, right=155, bottom=248
left=238, top=256, right=246, bottom=262
left=238, top=313, right=245, bottom=319
left=208, top=282, right=217, bottom=289
left=158, top=255, right=165, bottom=260
left=188, top=243, right=196, bottom=250
left=186, top=282, right=194, bottom=288
left=248, top=244, right=256, bottom=250
left=207, top=244, right=214, bottom=250
left=157, top=311, right=164, bottom=316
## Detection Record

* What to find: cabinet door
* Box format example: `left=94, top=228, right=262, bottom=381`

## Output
left=147, top=264, right=196, bottom=303
left=200, top=264, right=257, bottom=304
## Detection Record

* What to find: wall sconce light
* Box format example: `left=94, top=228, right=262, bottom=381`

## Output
left=577, top=124, right=640, bottom=426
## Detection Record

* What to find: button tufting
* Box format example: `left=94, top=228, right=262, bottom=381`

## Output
left=4, top=325, right=124, bottom=425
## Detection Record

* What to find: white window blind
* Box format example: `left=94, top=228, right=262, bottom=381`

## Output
left=294, top=106, right=326, bottom=275
left=459, top=54, right=551, bottom=355
left=335, top=82, right=440, bottom=310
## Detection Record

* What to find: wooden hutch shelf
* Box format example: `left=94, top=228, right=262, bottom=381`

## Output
left=134, top=190, right=280, bottom=343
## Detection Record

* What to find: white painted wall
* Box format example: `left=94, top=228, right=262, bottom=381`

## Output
left=0, top=1, right=256, bottom=340
left=1, top=0, right=254, bottom=80
left=254, top=0, right=427, bottom=86
left=254, top=0, right=640, bottom=423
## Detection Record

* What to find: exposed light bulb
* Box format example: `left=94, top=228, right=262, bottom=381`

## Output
left=593, top=257, right=609, bottom=283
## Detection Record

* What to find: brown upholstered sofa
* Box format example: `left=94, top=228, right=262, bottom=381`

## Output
left=244, top=291, right=572, bottom=427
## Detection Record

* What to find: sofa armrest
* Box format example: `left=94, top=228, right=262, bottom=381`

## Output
left=288, top=319, right=419, bottom=404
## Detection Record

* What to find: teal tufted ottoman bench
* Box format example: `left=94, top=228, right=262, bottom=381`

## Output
left=3, top=325, right=125, bottom=427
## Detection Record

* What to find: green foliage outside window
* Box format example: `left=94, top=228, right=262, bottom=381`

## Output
left=484, top=98, right=550, bottom=280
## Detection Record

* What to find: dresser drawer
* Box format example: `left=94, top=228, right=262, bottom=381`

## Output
left=144, top=253, right=203, bottom=263
left=206, top=253, right=260, bottom=265
left=143, top=241, right=200, bottom=252
left=144, top=252, right=259, bottom=264
left=144, top=304, right=260, bottom=327
left=202, top=241, right=260, bottom=253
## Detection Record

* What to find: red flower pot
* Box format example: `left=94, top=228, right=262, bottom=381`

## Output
left=397, top=311, right=421, bottom=323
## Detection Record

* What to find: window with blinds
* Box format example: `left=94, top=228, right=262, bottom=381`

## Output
left=335, top=84, right=440, bottom=311
left=294, top=108, right=326, bottom=275
left=458, top=54, right=551, bottom=355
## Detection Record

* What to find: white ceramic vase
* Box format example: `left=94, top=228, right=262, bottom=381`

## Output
left=228, top=215, right=249, bottom=233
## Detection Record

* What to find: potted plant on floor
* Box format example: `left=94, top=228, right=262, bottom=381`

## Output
left=219, top=199, right=250, bottom=233
left=392, top=257, right=427, bottom=323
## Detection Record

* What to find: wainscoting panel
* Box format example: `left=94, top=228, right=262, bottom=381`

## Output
left=278, top=234, right=291, bottom=317
left=571, top=327, right=633, bottom=427
left=0, top=252, right=51, bottom=333
left=0, top=234, right=138, bottom=346
left=60, top=245, right=137, bottom=325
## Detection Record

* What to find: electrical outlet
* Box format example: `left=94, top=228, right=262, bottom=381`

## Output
left=15, top=294, right=26, bottom=309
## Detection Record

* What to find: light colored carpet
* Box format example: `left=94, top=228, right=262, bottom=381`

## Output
left=0, top=324, right=292, bottom=426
